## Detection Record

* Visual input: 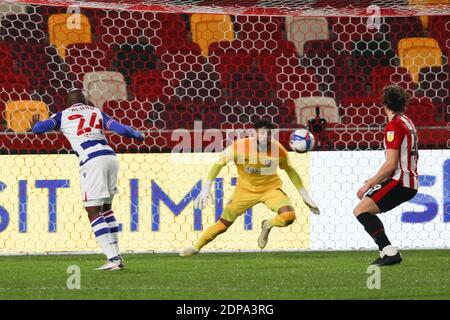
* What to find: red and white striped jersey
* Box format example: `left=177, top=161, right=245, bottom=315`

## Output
left=383, top=113, right=419, bottom=189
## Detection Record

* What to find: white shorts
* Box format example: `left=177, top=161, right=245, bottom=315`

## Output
left=83, top=196, right=114, bottom=208
left=79, top=155, right=119, bottom=207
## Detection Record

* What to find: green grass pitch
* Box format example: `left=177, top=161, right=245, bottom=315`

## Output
left=0, top=250, right=449, bottom=300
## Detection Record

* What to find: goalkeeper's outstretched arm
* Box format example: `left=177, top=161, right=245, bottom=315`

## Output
left=280, top=154, right=320, bottom=215
left=194, top=147, right=234, bottom=209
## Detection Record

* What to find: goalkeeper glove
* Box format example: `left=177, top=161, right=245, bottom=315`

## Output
left=299, top=188, right=320, bottom=215
left=194, top=180, right=214, bottom=209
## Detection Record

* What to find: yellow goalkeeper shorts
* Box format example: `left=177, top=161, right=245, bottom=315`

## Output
left=221, top=187, right=293, bottom=222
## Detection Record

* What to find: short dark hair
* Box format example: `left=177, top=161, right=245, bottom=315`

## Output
left=67, top=88, right=87, bottom=107
left=253, top=119, right=277, bottom=130
left=382, top=85, right=410, bottom=113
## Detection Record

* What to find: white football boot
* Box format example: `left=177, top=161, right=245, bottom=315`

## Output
left=179, top=247, right=199, bottom=257
left=94, top=257, right=124, bottom=271
left=257, top=219, right=272, bottom=249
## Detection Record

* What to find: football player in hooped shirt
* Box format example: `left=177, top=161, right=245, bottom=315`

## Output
left=354, top=85, right=419, bottom=266
left=180, top=119, right=320, bottom=256
left=31, top=89, right=144, bottom=270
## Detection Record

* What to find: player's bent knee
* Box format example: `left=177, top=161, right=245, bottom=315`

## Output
left=284, top=212, right=296, bottom=226
left=353, top=205, right=369, bottom=217
left=354, top=198, right=380, bottom=217
left=278, top=205, right=295, bottom=214
left=278, top=206, right=296, bottom=222
left=85, top=206, right=103, bottom=221
left=279, top=210, right=296, bottom=227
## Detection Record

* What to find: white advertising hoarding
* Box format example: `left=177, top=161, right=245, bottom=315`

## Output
left=309, top=150, right=450, bottom=250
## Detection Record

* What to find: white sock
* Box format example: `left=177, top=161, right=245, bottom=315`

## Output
left=382, top=245, right=398, bottom=257
left=91, top=216, right=118, bottom=260
left=103, top=210, right=120, bottom=257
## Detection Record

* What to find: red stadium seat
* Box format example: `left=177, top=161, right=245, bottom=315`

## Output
left=38, top=89, right=67, bottom=113
left=177, top=67, right=222, bottom=100
left=416, top=127, right=450, bottom=148
left=260, top=46, right=299, bottom=82
left=370, top=66, right=414, bottom=96
left=103, top=99, right=154, bottom=130
left=303, top=39, right=335, bottom=58
left=147, top=13, right=192, bottom=49
left=235, top=16, right=284, bottom=51
left=330, top=126, right=386, bottom=150
left=405, top=97, right=444, bottom=126
left=66, top=43, right=112, bottom=86
left=0, top=73, right=30, bottom=121
left=320, top=53, right=363, bottom=95
left=0, top=44, right=15, bottom=72
left=407, top=98, right=449, bottom=148
left=382, top=17, right=424, bottom=52
left=429, top=15, right=450, bottom=57
left=341, top=97, right=386, bottom=126
left=330, top=17, right=379, bottom=52
left=208, top=97, right=293, bottom=130
left=210, top=39, right=300, bottom=97
left=0, top=72, right=30, bottom=93
left=418, top=66, right=449, bottom=104
left=351, top=36, right=396, bottom=75
left=236, top=16, right=284, bottom=41
left=159, top=46, right=207, bottom=98
left=330, top=52, right=355, bottom=76
left=228, top=72, right=275, bottom=100
left=8, top=42, right=66, bottom=92
left=156, top=41, right=202, bottom=58
left=332, top=74, right=367, bottom=104
left=113, top=42, right=159, bottom=85
left=302, top=40, right=340, bottom=93
left=163, top=97, right=203, bottom=130
left=260, top=48, right=320, bottom=101
left=210, top=45, right=256, bottom=90
left=210, top=39, right=296, bottom=58
left=99, top=11, right=155, bottom=45
left=201, top=102, right=226, bottom=129
left=131, top=70, right=176, bottom=100
left=6, top=42, right=72, bottom=113
left=0, top=132, right=69, bottom=154
left=0, top=13, right=46, bottom=43
left=277, top=66, right=320, bottom=101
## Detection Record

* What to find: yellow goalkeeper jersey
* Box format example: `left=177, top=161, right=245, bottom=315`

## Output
left=219, top=137, right=291, bottom=193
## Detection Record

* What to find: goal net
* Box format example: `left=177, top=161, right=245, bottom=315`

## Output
left=0, top=0, right=448, bottom=254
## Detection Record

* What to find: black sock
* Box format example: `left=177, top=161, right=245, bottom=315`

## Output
left=357, top=212, right=391, bottom=250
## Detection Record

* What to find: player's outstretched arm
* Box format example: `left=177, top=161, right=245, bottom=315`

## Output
left=281, top=154, right=320, bottom=215
left=31, top=113, right=61, bottom=134
left=195, top=163, right=226, bottom=209
left=102, top=112, right=144, bottom=140
left=194, top=146, right=234, bottom=209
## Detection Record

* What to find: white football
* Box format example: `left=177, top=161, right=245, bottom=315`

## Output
left=289, top=129, right=315, bottom=153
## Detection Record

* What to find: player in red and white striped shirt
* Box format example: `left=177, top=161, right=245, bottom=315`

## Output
left=354, top=85, right=418, bottom=266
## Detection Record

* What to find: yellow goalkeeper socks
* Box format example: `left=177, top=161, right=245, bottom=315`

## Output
left=194, top=220, right=228, bottom=251
left=268, top=211, right=296, bottom=227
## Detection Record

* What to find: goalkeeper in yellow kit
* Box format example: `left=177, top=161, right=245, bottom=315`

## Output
left=180, top=119, right=320, bottom=256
